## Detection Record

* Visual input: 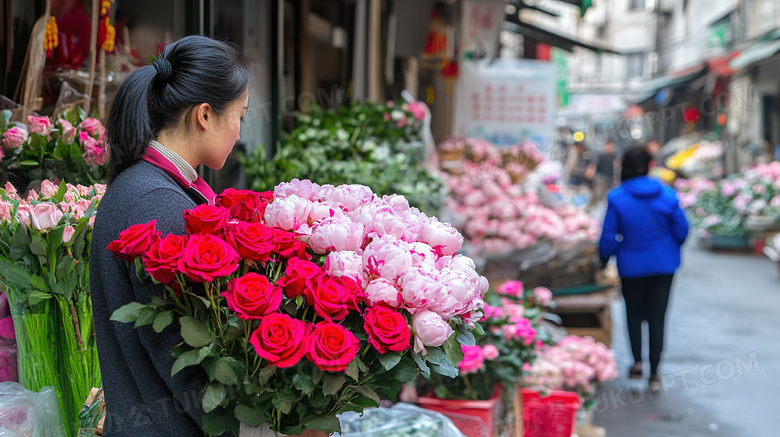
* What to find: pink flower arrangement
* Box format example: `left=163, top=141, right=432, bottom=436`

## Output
left=1, top=127, right=27, bottom=150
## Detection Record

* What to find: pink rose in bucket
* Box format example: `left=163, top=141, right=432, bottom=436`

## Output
left=62, top=226, right=76, bottom=244
left=482, top=344, right=499, bottom=360
left=79, top=118, right=103, bottom=138
left=27, top=116, right=53, bottom=136
left=533, top=287, right=553, bottom=306
left=459, top=345, right=485, bottom=374
left=29, top=203, right=64, bottom=231
left=412, top=310, right=453, bottom=353
left=58, top=119, right=77, bottom=144
left=1, top=127, right=27, bottom=150
left=496, top=280, right=524, bottom=297
left=39, top=180, right=58, bottom=199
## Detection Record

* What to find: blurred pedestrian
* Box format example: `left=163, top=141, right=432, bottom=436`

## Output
left=646, top=138, right=661, bottom=169
left=599, top=146, right=689, bottom=392
left=565, top=141, right=595, bottom=202
left=588, top=139, right=619, bottom=210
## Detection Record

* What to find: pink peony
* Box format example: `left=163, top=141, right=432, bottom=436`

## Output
left=309, top=217, right=364, bottom=254
left=273, top=178, right=321, bottom=201
left=264, top=195, right=313, bottom=231
left=324, top=251, right=363, bottom=280
left=399, top=267, right=448, bottom=313
left=29, top=203, right=64, bottom=231
left=409, top=242, right=437, bottom=267
left=497, top=280, right=524, bottom=297
left=326, top=184, right=375, bottom=212
left=39, top=180, right=58, bottom=199
left=351, top=203, right=408, bottom=240
left=412, top=310, right=453, bottom=353
left=27, top=116, right=53, bottom=136
left=308, top=201, right=345, bottom=223
left=58, top=119, right=77, bottom=144
left=482, top=345, right=500, bottom=361
left=363, top=235, right=413, bottom=281
left=409, top=101, right=427, bottom=120
left=382, top=194, right=411, bottom=212
left=418, top=218, right=464, bottom=256
left=458, top=345, right=485, bottom=374
left=1, top=126, right=27, bottom=150
left=364, top=278, right=402, bottom=308
left=533, top=287, right=553, bottom=306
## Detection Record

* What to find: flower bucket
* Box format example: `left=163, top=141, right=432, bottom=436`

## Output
left=521, top=389, right=580, bottom=437
left=418, top=387, right=504, bottom=437
left=439, top=148, right=466, bottom=162
left=239, top=423, right=329, bottom=437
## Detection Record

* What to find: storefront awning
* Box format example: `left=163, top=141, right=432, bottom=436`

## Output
left=505, top=15, right=620, bottom=54
left=729, top=30, right=780, bottom=70
left=630, top=66, right=708, bottom=104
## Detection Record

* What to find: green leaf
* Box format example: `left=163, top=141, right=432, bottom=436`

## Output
left=430, top=358, right=459, bottom=378
left=377, top=351, right=402, bottom=371
left=134, top=307, right=158, bottom=328
left=202, top=412, right=227, bottom=436
left=424, top=348, right=446, bottom=366
left=202, top=382, right=227, bottom=413
left=443, top=332, right=464, bottom=367
left=110, top=302, right=148, bottom=323
left=152, top=311, right=174, bottom=333
left=29, top=274, right=49, bottom=292
left=29, top=235, right=47, bottom=257
left=256, top=366, right=277, bottom=386
left=27, top=290, right=52, bottom=305
left=171, top=347, right=210, bottom=376
left=214, top=358, right=239, bottom=385
left=345, top=359, right=360, bottom=382
left=352, top=386, right=380, bottom=405
left=180, top=316, right=212, bottom=347
left=350, top=396, right=378, bottom=408
left=321, top=374, right=345, bottom=396
left=413, top=352, right=430, bottom=378
left=302, top=415, right=341, bottom=434
left=10, top=226, right=31, bottom=260
left=54, top=181, right=67, bottom=203
left=19, top=160, right=39, bottom=167
left=392, top=359, right=418, bottom=382
left=234, top=404, right=264, bottom=428
left=292, top=373, right=315, bottom=395
left=456, top=324, right=476, bottom=346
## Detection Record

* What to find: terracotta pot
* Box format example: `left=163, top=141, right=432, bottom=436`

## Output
left=239, top=423, right=329, bottom=437
left=418, top=387, right=504, bottom=437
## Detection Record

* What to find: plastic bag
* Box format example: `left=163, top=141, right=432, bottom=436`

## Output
left=335, top=403, right=465, bottom=437
left=0, top=382, right=67, bottom=437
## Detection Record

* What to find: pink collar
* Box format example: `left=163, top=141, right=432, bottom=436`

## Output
left=142, top=146, right=217, bottom=205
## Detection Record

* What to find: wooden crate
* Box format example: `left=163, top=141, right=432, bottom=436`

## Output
left=548, top=286, right=618, bottom=348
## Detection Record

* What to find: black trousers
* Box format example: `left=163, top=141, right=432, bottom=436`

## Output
left=620, top=274, right=674, bottom=375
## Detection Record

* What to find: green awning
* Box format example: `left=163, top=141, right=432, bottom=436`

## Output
left=729, top=29, right=780, bottom=70
left=629, top=66, right=707, bottom=104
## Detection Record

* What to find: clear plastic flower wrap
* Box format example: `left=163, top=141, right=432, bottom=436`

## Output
left=0, top=382, right=67, bottom=437
left=335, top=403, right=464, bottom=437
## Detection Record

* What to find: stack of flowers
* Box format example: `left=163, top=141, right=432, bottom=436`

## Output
left=0, top=108, right=110, bottom=190
left=443, top=141, right=599, bottom=257
left=108, top=180, right=486, bottom=436
left=0, top=180, right=105, bottom=436
left=665, top=140, right=724, bottom=179
left=524, top=335, right=617, bottom=408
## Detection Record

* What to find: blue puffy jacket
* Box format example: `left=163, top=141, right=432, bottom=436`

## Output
left=599, top=176, right=689, bottom=279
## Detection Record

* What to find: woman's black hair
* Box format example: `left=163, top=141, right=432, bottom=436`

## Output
left=621, top=145, right=653, bottom=182
left=107, top=35, right=250, bottom=182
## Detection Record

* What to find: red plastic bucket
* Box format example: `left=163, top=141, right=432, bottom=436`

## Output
left=522, top=389, right=580, bottom=437
left=418, top=387, right=504, bottom=437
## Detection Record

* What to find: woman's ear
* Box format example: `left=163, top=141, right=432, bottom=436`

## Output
left=194, top=103, right=212, bottom=131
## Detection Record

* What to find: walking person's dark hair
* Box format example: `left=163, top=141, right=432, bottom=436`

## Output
left=107, top=35, right=250, bottom=182
left=620, top=145, right=653, bottom=182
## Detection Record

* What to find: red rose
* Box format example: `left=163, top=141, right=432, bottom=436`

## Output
left=273, top=229, right=312, bottom=260
left=107, top=220, right=160, bottom=261
left=217, top=188, right=264, bottom=222
left=142, top=234, right=188, bottom=283
left=249, top=313, right=312, bottom=368
left=183, top=204, right=231, bottom=235
left=277, top=258, right=321, bottom=299
left=178, top=234, right=240, bottom=282
left=222, top=273, right=283, bottom=320
left=337, top=276, right=365, bottom=311
left=307, top=322, right=360, bottom=372
left=364, top=304, right=411, bottom=354
left=305, top=276, right=350, bottom=321
left=224, top=221, right=277, bottom=262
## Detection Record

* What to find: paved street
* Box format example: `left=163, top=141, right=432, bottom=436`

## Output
left=593, top=243, right=780, bottom=437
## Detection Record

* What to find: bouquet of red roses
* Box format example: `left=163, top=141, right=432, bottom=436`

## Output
left=109, top=180, right=487, bottom=436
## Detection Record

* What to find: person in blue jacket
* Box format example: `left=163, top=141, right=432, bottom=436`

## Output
left=599, top=146, right=688, bottom=391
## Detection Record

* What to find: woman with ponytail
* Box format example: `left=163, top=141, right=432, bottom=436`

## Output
left=90, top=35, right=249, bottom=436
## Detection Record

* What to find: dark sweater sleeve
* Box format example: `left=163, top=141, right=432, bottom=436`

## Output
left=124, top=188, right=211, bottom=431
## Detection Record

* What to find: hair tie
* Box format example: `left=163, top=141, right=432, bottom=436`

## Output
left=153, top=59, right=172, bottom=81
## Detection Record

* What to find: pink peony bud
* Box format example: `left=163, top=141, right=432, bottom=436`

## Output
left=364, top=278, right=402, bottom=308
left=264, top=195, right=313, bottom=231
left=419, top=218, right=464, bottom=256
left=309, top=217, right=364, bottom=254
left=363, top=235, right=413, bottom=282
left=412, top=310, right=453, bottom=353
